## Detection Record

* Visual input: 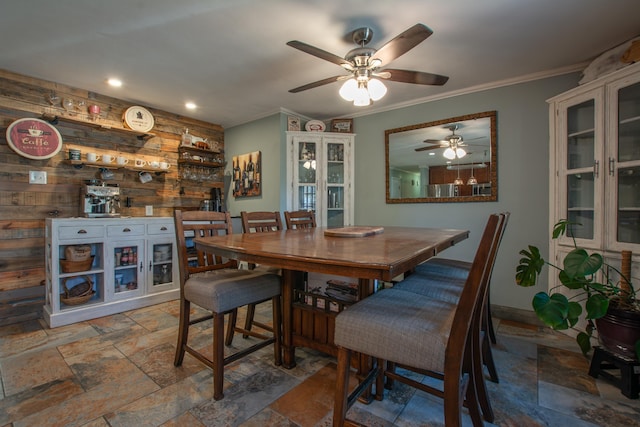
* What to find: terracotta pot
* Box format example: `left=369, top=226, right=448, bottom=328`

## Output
left=595, top=302, right=640, bottom=360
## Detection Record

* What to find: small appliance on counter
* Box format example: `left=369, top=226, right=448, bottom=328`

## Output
left=81, top=180, right=121, bottom=217
left=199, top=188, right=223, bottom=212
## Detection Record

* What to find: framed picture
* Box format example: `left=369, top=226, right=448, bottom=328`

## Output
left=231, top=151, right=262, bottom=198
left=287, top=115, right=301, bottom=131
left=330, top=118, right=353, bottom=133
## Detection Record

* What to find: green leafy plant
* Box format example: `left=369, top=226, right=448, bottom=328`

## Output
left=516, top=219, right=639, bottom=358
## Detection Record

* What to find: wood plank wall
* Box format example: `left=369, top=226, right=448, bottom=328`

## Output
left=0, top=69, right=225, bottom=325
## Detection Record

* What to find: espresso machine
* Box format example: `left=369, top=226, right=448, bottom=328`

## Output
left=81, top=181, right=121, bottom=217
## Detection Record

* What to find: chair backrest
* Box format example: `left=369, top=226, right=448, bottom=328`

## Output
left=444, top=213, right=504, bottom=376
left=174, top=210, right=237, bottom=287
left=284, top=210, right=316, bottom=229
left=241, top=211, right=283, bottom=233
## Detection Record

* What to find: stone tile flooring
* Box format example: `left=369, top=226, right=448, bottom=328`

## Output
left=1, top=301, right=639, bottom=426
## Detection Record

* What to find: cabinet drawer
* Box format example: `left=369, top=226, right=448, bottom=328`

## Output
left=107, top=224, right=145, bottom=237
left=58, top=225, right=104, bottom=240
left=147, top=222, right=174, bottom=235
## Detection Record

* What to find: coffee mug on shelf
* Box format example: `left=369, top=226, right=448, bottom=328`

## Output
left=68, top=149, right=81, bottom=161
left=159, top=161, right=170, bottom=170
left=102, top=154, right=113, bottom=164
left=139, top=171, right=152, bottom=183
left=86, top=153, right=99, bottom=163
left=150, top=161, right=160, bottom=169
left=134, top=159, right=146, bottom=167
left=116, top=156, right=129, bottom=166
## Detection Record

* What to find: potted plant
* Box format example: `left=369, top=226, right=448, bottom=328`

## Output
left=516, top=219, right=640, bottom=360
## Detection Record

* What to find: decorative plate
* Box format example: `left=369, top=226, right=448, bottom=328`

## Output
left=305, top=120, right=326, bottom=132
left=5, top=118, right=63, bottom=160
left=122, top=106, right=155, bottom=133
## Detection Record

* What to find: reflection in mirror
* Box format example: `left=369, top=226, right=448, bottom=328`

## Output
left=385, top=111, right=497, bottom=203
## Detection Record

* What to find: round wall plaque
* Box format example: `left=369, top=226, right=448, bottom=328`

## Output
left=5, top=118, right=63, bottom=160
left=122, top=106, right=155, bottom=132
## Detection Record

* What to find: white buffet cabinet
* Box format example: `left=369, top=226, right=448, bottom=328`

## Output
left=45, top=217, right=179, bottom=327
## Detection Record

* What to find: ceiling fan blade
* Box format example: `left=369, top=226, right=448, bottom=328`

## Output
left=415, top=145, right=442, bottom=152
left=382, top=69, right=449, bottom=86
left=372, top=24, right=433, bottom=66
left=289, top=75, right=346, bottom=93
left=423, top=139, right=447, bottom=144
left=287, top=40, right=353, bottom=68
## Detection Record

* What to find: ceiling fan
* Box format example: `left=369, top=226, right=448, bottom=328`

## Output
left=286, top=23, right=449, bottom=106
left=415, top=124, right=485, bottom=159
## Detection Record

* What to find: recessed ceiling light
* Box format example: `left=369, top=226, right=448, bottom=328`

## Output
left=428, top=152, right=435, bottom=156
left=185, top=102, right=197, bottom=110
left=107, top=78, right=122, bottom=87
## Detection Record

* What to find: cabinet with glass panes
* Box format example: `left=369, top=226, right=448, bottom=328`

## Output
left=548, top=61, right=640, bottom=279
left=286, top=131, right=355, bottom=227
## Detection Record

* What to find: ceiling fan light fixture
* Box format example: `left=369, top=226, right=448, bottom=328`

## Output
left=353, top=86, right=371, bottom=106
left=367, top=78, right=387, bottom=101
left=456, top=147, right=467, bottom=158
left=443, top=147, right=456, bottom=160
left=339, top=78, right=358, bottom=101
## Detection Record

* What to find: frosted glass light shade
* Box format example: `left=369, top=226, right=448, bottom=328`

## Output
left=367, top=78, right=387, bottom=101
left=353, top=86, right=371, bottom=106
left=456, top=148, right=467, bottom=158
left=339, top=79, right=358, bottom=101
left=443, top=148, right=456, bottom=159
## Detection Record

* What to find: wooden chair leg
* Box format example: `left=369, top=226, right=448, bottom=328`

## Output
left=483, top=331, right=499, bottom=383
left=333, top=347, right=352, bottom=427
left=474, top=333, right=495, bottom=422
left=243, top=303, right=256, bottom=338
left=487, top=296, right=497, bottom=344
left=384, top=361, right=396, bottom=390
left=213, top=312, right=225, bottom=401
left=225, top=308, right=238, bottom=346
left=375, top=358, right=385, bottom=401
left=174, top=299, right=190, bottom=366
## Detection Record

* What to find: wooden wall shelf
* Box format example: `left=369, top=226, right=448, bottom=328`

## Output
left=42, top=113, right=156, bottom=140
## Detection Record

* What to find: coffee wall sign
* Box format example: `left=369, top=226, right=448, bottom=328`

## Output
left=6, top=118, right=63, bottom=160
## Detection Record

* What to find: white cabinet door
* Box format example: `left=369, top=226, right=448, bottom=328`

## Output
left=107, top=239, right=145, bottom=300
left=605, top=73, right=640, bottom=251
left=554, top=88, right=605, bottom=250
left=286, top=131, right=355, bottom=227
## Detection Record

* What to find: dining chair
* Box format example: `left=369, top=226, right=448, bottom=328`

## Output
left=173, top=210, right=282, bottom=400
left=395, top=212, right=510, bottom=386
left=240, top=211, right=283, bottom=338
left=284, top=210, right=317, bottom=229
left=332, top=213, right=504, bottom=427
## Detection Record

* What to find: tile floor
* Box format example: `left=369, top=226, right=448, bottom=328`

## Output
left=1, top=301, right=639, bottom=426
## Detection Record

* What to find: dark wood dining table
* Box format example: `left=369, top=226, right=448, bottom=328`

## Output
left=195, top=225, right=469, bottom=368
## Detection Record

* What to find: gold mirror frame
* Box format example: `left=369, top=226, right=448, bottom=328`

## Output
left=385, top=110, right=497, bottom=203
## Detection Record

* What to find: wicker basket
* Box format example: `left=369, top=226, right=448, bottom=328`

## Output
left=60, top=256, right=94, bottom=273
left=64, top=245, right=92, bottom=262
left=60, top=276, right=95, bottom=306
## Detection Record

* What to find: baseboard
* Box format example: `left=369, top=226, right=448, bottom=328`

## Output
left=490, top=304, right=545, bottom=327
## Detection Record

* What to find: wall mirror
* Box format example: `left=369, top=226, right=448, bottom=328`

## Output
left=385, top=110, right=497, bottom=203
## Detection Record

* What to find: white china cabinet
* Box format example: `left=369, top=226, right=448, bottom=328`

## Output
left=548, top=62, right=640, bottom=282
left=45, top=217, right=178, bottom=327
left=286, top=131, right=355, bottom=227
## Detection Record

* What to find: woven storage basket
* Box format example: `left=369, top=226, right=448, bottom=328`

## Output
left=64, top=245, right=92, bottom=262
left=60, top=276, right=95, bottom=306
left=60, top=256, right=94, bottom=273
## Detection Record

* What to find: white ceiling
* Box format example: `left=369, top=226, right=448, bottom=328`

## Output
left=1, top=0, right=639, bottom=129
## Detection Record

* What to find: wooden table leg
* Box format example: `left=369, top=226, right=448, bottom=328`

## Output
left=281, top=269, right=302, bottom=369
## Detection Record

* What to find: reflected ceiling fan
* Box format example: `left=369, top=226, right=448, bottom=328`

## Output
left=415, top=124, right=485, bottom=159
left=287, top=23, right=449, bottom=106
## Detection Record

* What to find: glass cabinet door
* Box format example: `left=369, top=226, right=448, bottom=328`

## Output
left=295, top=141, right=317, bottom=212
left=558, top=92, right=604, bottom=248
left=610, top=79, right=640, bottom=247
left=149, top=241, right=175, bottom=292
left=112, top=242, right=143, bottom=297
left=326, top=142, right=345, bottom=228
